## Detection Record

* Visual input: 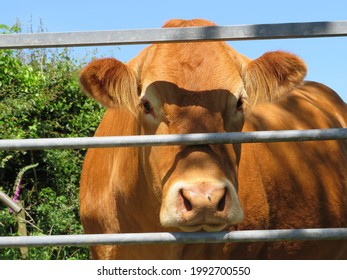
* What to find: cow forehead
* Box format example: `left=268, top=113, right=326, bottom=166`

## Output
left=136, top=41, right=245, bottom=94
left=146, top=81, right=232, bottom=106
left=142, top=81, right=237, bottom=121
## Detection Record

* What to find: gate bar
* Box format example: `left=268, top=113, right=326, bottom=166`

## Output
left=0, top=191, right=22, bottom=213
left=0, top=128, right=347, bottom=151
left=1, top=228, right=347, bottom=248
left=1, top=21, right=347, bottom=49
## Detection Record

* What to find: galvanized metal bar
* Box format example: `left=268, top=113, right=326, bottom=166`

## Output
left=1, top=21, right=347, bottom=49
left=0, top=128, right=346, bottom=151
left=0, top=190, right=22, bottom=214
left=1, top=228, right=347, bottom=248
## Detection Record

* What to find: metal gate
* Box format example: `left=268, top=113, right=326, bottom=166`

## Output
left=1, top=20, right=347, bottom=249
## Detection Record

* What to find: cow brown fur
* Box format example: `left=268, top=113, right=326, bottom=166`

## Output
left=79, top=19, right=347, bottom=259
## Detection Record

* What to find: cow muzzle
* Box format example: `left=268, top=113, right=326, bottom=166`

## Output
left=160, top=180, right=244, bottom=232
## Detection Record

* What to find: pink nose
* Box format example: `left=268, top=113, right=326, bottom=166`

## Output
left=177, top=183, right=230, bottom=225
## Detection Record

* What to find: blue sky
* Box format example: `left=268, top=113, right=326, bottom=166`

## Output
left=2, top=0, right=347, bottom=101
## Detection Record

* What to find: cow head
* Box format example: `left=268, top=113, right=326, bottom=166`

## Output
left=79, top=19, right=306, bottom=232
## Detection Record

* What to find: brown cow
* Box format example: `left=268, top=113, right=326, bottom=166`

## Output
left=79, top=19, right=347, bottom=259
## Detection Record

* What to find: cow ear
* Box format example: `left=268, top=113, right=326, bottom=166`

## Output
left=79, top=58, right=138, bottom=113
left=243, top=51, right=307, bottom=105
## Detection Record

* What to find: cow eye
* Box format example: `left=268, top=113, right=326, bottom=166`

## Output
left=142, top=101, right=153, bottom=114
left=236, top=97, right=243, bottom=111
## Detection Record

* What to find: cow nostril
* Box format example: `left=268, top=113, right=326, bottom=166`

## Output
left=217, top=188, right=227, bottom=211
left=179, top=189, right=193, bottom=211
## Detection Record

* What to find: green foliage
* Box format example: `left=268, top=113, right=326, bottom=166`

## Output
left=0, top=23, right=105, bottom=259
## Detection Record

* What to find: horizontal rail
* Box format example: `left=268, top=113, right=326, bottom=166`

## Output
left=1, top=228, right=347, bottom=248
left=0, top=128, right=346, bottom=151
left=1, top=21, right=347, bottom=49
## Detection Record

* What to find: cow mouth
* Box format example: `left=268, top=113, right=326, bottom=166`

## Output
left=179, top=224, right=227, bottom=232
